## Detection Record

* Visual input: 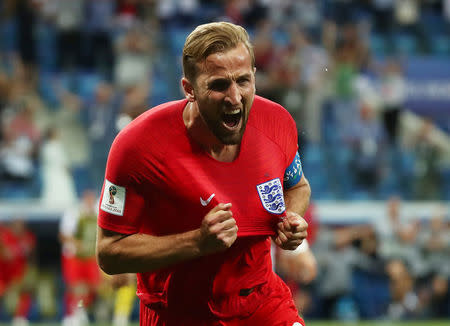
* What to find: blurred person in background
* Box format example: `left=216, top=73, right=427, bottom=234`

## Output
left=312, top=223, right=374, bottom=319
left=83, top=0, right=116, bottom=81
left=376, top=196, right=423, bottom=275
left=95, top=272, right=137, bottom=326
left=114, top=24, right=154, bottom=91
left=97, top=21, right=310, bottom=326
left=52, top=0, right=85, bottom=72
left=40, top=127, right=77, bottom=206
left=293, top=27, right=331, bottom=145
left=410, top=118, right=442, bottom=200
left=83, top=82, right=121, bottom=193
left=347, top=98, right=386, bottom=193
left=0, top=102, right=41, bottom=197
left=379, top=58, right=406, bottom=147
left=416, top=207, right=450, bottom=318
left=14, top=0, right=39, bottom=85
left=375, top=196, right=426, bottom=319
left=59, top=189, right=101, bottom=325
left=385, top=258, right=421, bottom=320
left=111, top=273, right=137, bottom=326
left=51, top=88, right=90, bottom=187
left=0, top=219, right=37, bottom=326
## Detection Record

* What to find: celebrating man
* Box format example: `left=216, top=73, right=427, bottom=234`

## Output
left=97, top=22, right=311, bottom=326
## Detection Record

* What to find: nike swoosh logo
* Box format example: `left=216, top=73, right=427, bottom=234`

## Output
left=200, top=193, right=215, bottom=206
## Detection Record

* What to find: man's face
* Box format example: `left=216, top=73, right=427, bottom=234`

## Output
left=191, top=43, right=256, bottom=145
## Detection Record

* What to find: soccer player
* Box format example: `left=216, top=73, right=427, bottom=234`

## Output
left=96, top=22, right=311, bottom=326
left=60, top=189, right=101, bottom=325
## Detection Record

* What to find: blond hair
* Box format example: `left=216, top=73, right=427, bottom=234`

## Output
left=182, top=22, right=254, bottom=83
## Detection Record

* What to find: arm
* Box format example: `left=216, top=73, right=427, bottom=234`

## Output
left=274, top=175, right=311, bottom=250
left=96, top=203, right=238, bottom=275
left=284, top=174, right=311, bottom=218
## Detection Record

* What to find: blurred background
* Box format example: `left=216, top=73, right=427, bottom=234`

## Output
left=0, top=0, right=449, bottom=325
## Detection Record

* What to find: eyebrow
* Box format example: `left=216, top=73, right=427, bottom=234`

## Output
left=207, top=73, right=252, bottom=86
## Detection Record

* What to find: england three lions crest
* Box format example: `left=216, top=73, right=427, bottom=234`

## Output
left=256, top=178, right=286, bottom=215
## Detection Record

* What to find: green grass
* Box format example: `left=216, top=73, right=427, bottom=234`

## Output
left=1, top=321, right=449, bottom=326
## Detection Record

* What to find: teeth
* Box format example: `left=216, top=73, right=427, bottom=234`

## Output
left=224, top=109, right=240, bottom=115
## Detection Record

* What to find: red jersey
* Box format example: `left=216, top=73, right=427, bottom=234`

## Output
left=0, top=225, right=36, bottom=286
left=98, top=95, right=299, bottom=319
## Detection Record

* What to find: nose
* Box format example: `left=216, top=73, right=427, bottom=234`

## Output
left=225, top=82, right=242, bottom=106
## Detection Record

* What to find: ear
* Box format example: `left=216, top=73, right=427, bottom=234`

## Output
left=181, top=77, right=195, bottom=102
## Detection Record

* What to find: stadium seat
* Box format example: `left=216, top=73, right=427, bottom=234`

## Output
left=392, top=33, right=418, bottom=56
left=75, top=72, right=102, bottom=102
left=430, top=35, right=450, bottom=56
left=0, top=18, right=17, bottom=53
left=369, top=34, right=388, bottom=57
left=166, top=27, right=191, bottom=56
left=36, top=22, right=58, bottom=73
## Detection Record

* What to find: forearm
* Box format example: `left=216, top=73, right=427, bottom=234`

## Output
left=284, top=175, right=311, bottom=217
left=96, top=227, right=202, bottom=274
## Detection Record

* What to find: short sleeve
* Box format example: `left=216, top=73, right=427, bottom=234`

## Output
left=97, top=133, right=147, bottom=234
left=283, top=111, right=299, bottom=167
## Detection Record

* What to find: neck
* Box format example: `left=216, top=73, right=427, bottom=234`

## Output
left=183, top=102, right=240, bottom=162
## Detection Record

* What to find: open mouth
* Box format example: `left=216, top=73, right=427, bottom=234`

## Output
left=222, top=109, right=242, bottom=129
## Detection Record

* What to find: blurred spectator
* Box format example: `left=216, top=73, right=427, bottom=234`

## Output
left=445, top=0, right=450, bottom=25
left=312, top=224, right=374, bottom=319
left=40, top=127, right=77, bottom=206
left=83, top=0, right=116, bottom=80
left=394, top=0, right=419, bottom=30
left=59, top=189, right=100, bottom=325
left=385, top=258, right=420, bottom=320
left=411, top=119, right=442, bottom=200
left=376, top=196, right=425, bottom=281
left=51, top=0, right=85, bottom=71
left=156, top=0, right=199, bottom=26
left=117, top=83, right=150, bottom=125
left=116, top=0, right=142, bottom=30
left=284, top=0, right=322, bottom=34
left=1, top=219, right=37, bottom=326
left=347, top=99, right=386, bottom=192
left=111, top=273, right=137, bottom=326
left=416, top=207, right=450, bottom=318
left=294, top=28, right=331, bottom=144
left=330, top=28, right=361, bottom=142
left=371, top=0, right=395, bottom=34
left=114, top=25, right=154, bottom=90
left=15, top=0, right=39, bottom=84
left=51, top=89, right=90, bottom=180
left=83, top=82, right=121, bottom=193
left=379, top=58, right=407, bottom=146
left=0, top=127, right=35, bottom=185
left=0, top=103, right=41, bottom=191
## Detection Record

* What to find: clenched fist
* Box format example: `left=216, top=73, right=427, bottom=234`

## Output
left=273, top=211, right=308, bottom=250
left=198, top=203, right=238, bottom=255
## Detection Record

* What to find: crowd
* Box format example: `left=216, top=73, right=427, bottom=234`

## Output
left=1, top=0, right=449, bottom=202
left=0, top=0, right=449, bottom=324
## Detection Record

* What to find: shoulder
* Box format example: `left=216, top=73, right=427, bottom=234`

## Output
left=248, top=95, right=298, bottom=164
left=118, top=99, right=186, bottom=141
left=249, top=95, right=296, bottom=130
left=248, top=95, right=297, bottom=139
left=112, top=99, right=186, bottom=153
left=106, top=99, right=186, bottom=179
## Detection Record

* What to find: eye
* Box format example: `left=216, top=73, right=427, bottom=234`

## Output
left=237, top=77, right=250, bottom=85
left=209, top=79, right=230, bottom=91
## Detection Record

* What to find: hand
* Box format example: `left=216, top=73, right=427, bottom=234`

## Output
left=198, top=203, right=238, bottom=255
left=273, top=211, right=308, bottom=250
